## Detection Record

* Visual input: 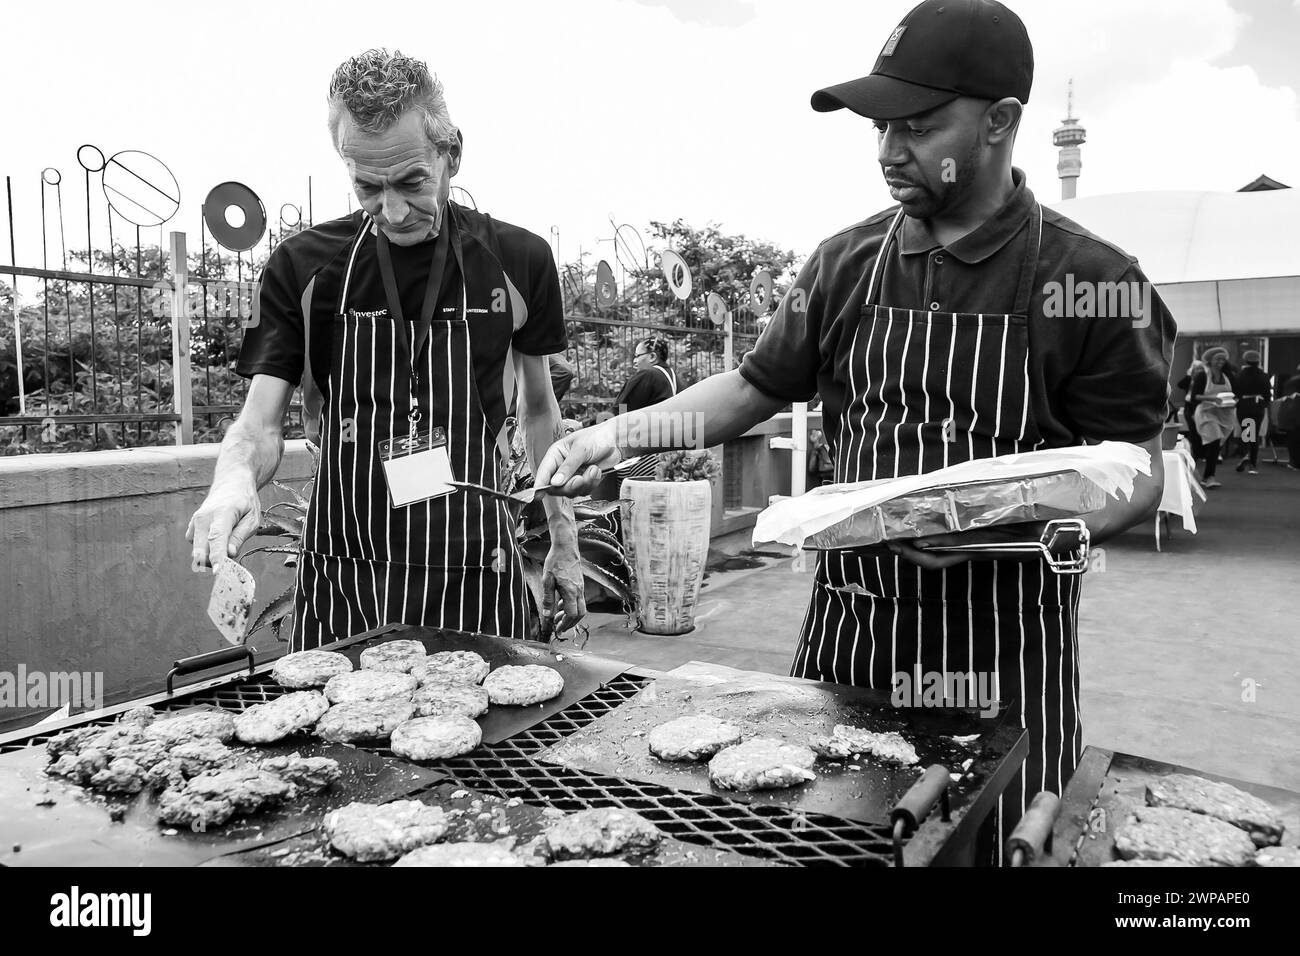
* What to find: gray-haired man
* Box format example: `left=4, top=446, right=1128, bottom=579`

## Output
left=187, top=49, right=583, bottom=648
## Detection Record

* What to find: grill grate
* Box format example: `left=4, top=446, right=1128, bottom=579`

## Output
left=3, top=673, right=905, bottom=866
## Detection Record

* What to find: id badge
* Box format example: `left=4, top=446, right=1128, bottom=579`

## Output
left=378, top=426, right=456, bottom=507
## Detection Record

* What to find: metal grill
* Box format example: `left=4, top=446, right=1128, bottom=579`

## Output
left=1, top=672, right=908, bottom=866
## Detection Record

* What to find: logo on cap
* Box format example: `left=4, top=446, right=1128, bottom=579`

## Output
left=880, top=25, right=907, bottom=56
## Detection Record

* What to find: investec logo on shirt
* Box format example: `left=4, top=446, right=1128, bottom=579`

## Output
left=49, top=886, right=151, bottom=936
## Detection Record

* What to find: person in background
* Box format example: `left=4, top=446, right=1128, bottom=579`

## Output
left=1188, top=347, right=1237, bottom=488
left=1175, top=359, right=1205, bottom=464
left=1277, top=363, right=1300, bottom=472
left=807, top=429, right=834, bottom=487
left=614, top=337, right=678, bottom=479
left=1233, top=350, right=1271, bottom=475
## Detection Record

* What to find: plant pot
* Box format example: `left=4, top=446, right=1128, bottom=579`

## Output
left=620, top=478, right=711, bottom=635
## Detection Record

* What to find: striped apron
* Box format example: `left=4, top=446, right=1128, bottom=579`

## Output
left=789, top=204, right=1083, bottom=854
left=291, top=209, right=529, bottom=650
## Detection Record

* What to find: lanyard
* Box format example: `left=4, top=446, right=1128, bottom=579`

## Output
left=374, top=209, right=459, bottom=438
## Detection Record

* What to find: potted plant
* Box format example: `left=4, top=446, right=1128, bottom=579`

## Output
left=620, top=449, right=720, bottom=635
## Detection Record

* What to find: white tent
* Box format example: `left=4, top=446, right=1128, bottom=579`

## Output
left=1051, top=188, right=1300, bottom=335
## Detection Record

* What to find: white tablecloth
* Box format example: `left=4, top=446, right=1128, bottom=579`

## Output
left=1157, top=444, right=1206, bottom=533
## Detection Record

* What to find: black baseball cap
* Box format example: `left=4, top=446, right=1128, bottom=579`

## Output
left=812, top=0, right=1033, bottom=121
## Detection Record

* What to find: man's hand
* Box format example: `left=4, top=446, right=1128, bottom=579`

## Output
left=186, top=478, right=262, bottom=571
left=887, top=522, right=1046, bottom=572
left=535, top=423, right=622, bottom=498
left=540, top=534, right=586, bottom=640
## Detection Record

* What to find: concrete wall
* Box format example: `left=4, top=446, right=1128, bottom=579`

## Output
left=0, top=442, right=315, bottom=731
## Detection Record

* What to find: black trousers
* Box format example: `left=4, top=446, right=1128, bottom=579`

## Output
left=1202, top=440, right=1222, bottom=479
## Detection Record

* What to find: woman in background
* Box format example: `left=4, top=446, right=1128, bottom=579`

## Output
left=614, top=338, right=677, bottom=480
left=1188, top=347, right=1238, bottom=488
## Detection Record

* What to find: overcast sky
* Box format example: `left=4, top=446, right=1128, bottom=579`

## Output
left=3, top=0, right=1298, bottom=271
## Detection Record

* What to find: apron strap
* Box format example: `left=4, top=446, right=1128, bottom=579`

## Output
left=863, top=210, right=905, bottom=308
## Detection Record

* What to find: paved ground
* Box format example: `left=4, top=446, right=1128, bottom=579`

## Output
left=584, top=455, right=1300, bottom=792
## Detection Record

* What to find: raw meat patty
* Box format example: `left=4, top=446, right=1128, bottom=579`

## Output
left=158, top=767, right=294, bottom=831
left=315, top=699, right=414, bottom=743
left=394, top=842, right=523, bottom=867
left=323, top=670, right=417, bottom=704
left=549, top=859, right=633, bottom=867
left=483, top=665, right=564, bottom=706
left=1255, top=846, right=1300, bottom=867
left=411, top=681, right=489, bottom=719
left=258, top=753, right=342, bottom=791
left=271, top=650, right=353, bottom=688
left=144, top=711, right=237, bottom=745
left=390, top=715, right=482, bottom=761
left=647, top=715, right=743, bottom=761
left=412, top=651, right=491, bottom=686
left=709, top=738, right=817, bottom=791
left=544, top=808, right=662, bottom=859
left=323, top=800, right=448, bottom=862
left=1146, top=774, right=1285, bottom=847
left=809, top=725, right=919, bottom=766
left=1115, top=806, right=1258, bottom=866
left=359, top=639, right=428, bottom=673
left=234, top=691, right=329, bottom=744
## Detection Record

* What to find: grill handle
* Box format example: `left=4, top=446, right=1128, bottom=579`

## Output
left=165, top=646, right=255, bottom=695
left=890, top=764, right=951, bottom=866
left=1006, top=791, right=1060, bottom=867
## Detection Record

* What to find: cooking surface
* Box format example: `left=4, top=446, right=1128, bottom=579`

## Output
left=1052, top=747, right=1300, bottom=867
left=0, top=721, right=441, bottom=868
left=204, top=781, right=778, bottom=867
left=537, top=672, right=1018, bottom=826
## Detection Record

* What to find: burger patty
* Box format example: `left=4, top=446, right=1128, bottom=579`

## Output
left=1114, top=805, right=1258, bottom=866
left=412, top=651, right=491, bottom=686
left=390, top=715, right=483, bottom=761
left=271, top=650, right=353, bottom=688
left=647, top=715, right=743, bottom=761
left=483, top=665, right=564, bottom=706
left=543, top=808, right=662, bottom=860
left=808, top=725, right=919, bottom=766
left=323, top=670, right=417, bottom=704
left=393, top=841, right=523, bottom=867
left=1146, top=774, right=1285, bottom=847
left=359, top=639, right=428, bottom=674
left=323, top=800, right=448, bottom=862
left=143, top=711, right=237, bottom=745
left=709, top=738, right=817, bottom=792
left=315, top=699, right=414, bottom=743
left=234, top=691, right=330, bottom=744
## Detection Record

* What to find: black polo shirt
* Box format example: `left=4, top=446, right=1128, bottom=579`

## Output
left=236, top=204, right=566, bottom=437
left=740, top=169, right=1176, bottom=451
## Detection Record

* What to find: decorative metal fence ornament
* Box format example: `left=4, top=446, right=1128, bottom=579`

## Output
left=203, top=181, right=266, bottom=252
left=660, top=249, right=691, bottom=301
left=595, top=259, right=617, bottom=307
left=749, top=269, right=774, bottom=315
left=279, top=203, right=302, bottom=230
left=706, top=292, right=728, bottom=326
left=102, top=150, right=180, bottom=227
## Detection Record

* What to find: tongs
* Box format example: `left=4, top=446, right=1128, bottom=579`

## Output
left=920, top=518, right=1092, bottom=574
left=449, top=457, right=644, bottom=508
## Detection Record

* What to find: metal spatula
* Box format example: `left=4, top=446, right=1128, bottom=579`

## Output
left=207, top=560, right=256, bottom=645
left=450, top=457, right=643, bottom=507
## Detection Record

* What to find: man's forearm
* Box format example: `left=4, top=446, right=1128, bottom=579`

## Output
left=601, top=370, right=787, bottom=457
left=521, top=393, right=576, bottom=536
left=1081, top=437, right=1165, bottom=545
left=211, top=417, right=284, bottom=494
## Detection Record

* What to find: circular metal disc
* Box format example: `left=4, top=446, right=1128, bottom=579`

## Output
left=661, top=249, right=692, bottom=301
left=76, top=145, right=107, bottom=173
left=41, top=168, right=61, bottom=186
left=706, top=292, right=728, bottom=326
left=595, top=259, right=617, bottom=307
left=279, top=203, right=302, bottom=229
left=203, top=181, right=267, bottom=251
left=749, top=269, right=774, bottom=315
left=102, top=150, right=180, bottom=227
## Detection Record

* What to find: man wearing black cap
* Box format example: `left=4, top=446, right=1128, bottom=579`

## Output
left=538, top=0, right=1175, bottom=846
